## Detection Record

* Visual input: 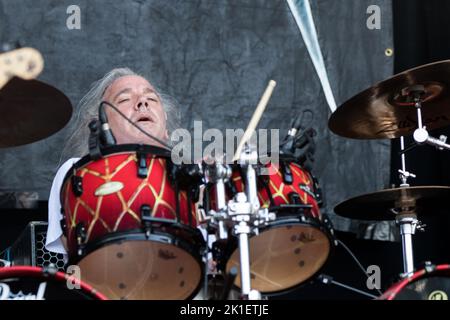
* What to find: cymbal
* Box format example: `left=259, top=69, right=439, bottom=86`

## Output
left=329, top=60, right=450, bottom=139
left=0, top=77, right=72, bottom=148
left=334, top=186, right=450, bottom=221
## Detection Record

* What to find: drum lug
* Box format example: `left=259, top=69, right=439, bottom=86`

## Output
left=59, top=215, right=67, bottom=237
left=424, top=261, right=436, bottom=274
left=141, top=204, right=153, bottom=237
left=71, top=175, right=83, bottom=197
left=75, top=223, right=87, bottom=256
left=42, top=264, right=58, bottom=277
left=137, top=149, right=148, bottom=178
left=311, top=175, right=324, bottom=207
left=280, top=161, right=293, bottom=184
left=321, top=214, right=337, bottom=244
left=288, top=192, right=301, bottom=204
left=299, top=184, right=317, bottom=200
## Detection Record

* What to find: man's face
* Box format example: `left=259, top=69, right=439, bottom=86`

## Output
left=102, top=75, right=168, bottom=147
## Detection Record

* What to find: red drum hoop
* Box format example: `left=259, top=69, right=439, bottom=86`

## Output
left=0, top=266, right=107, bottom=300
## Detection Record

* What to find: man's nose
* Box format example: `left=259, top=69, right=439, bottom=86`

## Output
left=135, top=99, right=149, bottom=110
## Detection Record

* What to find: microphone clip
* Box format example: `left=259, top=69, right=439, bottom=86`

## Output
left=88, top=119, right=102, bottom=160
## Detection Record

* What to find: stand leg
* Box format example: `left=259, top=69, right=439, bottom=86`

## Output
left=399, top=220, right=415, bottom=275
left=237, top=221, right=252, bottom=297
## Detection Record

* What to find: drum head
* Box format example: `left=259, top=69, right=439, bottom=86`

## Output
left=226, top=222, right=331, bottom=293
left=77, top=240, right=202, bottom=300
left=0, top=266, right=106, bottom=300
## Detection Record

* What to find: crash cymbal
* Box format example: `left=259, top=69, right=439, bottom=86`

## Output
left=334, top=186, right=450, bottom=221
left=0, top=77, right=72, bottom=148
left=329, top=60, right=450, bottom=139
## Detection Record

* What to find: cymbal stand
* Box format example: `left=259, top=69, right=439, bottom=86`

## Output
left=392, top=198, right=425, bottom=276
left=398, top=136, right=416, bottom=187
left=204, top=145, right=275, bottom=300
left=396, top=132, right=420, bottom=276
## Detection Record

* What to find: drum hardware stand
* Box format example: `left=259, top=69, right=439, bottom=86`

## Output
left=398, top=136, right=416, bottom=187
left=395, top=133, right=424, bottom=276
left=391, top=202, right=426, bottom=277
left=406, top=85, right=450, bottom=151
left=204, top=145, right=275, bottom=300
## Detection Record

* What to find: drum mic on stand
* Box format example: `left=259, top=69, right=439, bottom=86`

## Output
left=99, top=102, right=116, bottom=147
left=280, top=113, right=303, bottom=155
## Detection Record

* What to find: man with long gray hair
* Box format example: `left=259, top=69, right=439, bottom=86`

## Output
left=45, top=68, right=180, bottom=257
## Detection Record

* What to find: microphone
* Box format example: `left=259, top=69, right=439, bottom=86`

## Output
left=99, top=102, right=116, bottom=147
left=281, top=113, right=303, bottom=155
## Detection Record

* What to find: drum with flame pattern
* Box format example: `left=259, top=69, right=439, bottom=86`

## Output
left=61, top=145, right=205, bottom=300
left=211, top=158, right=334, bottom=294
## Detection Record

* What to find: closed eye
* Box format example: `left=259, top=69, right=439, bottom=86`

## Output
left=118, top=99, right=129, bottom=103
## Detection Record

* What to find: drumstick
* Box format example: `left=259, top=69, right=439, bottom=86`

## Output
left=233, top=80, right=277, bottom=161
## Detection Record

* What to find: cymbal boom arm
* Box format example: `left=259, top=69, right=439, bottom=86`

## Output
left=412, top=98, right=450, bottom=151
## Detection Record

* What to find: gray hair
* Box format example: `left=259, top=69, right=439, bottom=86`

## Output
left=59, top=68, right=180, bottom=165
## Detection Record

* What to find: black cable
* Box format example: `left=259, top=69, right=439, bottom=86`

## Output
left=100, top=101, right=172, bottom=150
left=337, top=239, right=383, bottom=296
left=318, top=274, right=378, bottom=299
left=398, top=141, right=419, bottom=155
left=203, top=232, right=211, bottom=299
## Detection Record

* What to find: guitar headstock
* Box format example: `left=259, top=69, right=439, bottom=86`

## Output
left=0, top=47, right=44, bottom=89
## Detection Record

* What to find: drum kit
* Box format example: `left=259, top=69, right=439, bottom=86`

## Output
left=1, top=45, right=450, bottom=300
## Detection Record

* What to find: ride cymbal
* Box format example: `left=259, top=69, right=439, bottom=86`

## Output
left=334, top=186, right=450, bottom=221
left=0, top=77, right=72, bottom=148
left=329, top=60, right=450, bottom=139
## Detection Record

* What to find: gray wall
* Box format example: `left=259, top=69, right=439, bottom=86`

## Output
left=0, top=0, right=393, bottom=233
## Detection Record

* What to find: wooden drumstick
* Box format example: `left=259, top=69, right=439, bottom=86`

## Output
left=233, top=80, right=277, bottom=161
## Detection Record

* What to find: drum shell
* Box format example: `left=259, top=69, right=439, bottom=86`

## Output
left=59, top=145, right=205, bottom=300
left=209, top=160, right=333, bottom=294
left=61, top=145, right=199, bottom=257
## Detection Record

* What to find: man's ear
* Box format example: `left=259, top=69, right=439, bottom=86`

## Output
left=164, top=129, right=169, bottom=140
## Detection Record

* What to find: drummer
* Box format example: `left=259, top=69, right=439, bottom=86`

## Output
left=45, top=68, right=177, bottom=257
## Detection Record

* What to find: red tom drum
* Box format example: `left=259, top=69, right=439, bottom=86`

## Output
left=212, top=159, right=334, bottom=294
left=61, top=145, right=206, bottom=300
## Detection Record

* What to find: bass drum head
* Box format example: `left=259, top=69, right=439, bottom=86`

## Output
left=77, top=239, right=203, bottom=300
left=0, top=266, right=106, bottom=300
left=226, top=220, right=331, bottom=294
left=382, top=264, right=450, bottom=300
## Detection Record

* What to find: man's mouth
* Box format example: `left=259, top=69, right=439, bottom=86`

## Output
left=136, top=115, right=154, bottom=123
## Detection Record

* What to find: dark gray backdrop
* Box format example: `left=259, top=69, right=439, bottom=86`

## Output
left=0, top=0, right=393, bottom=234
